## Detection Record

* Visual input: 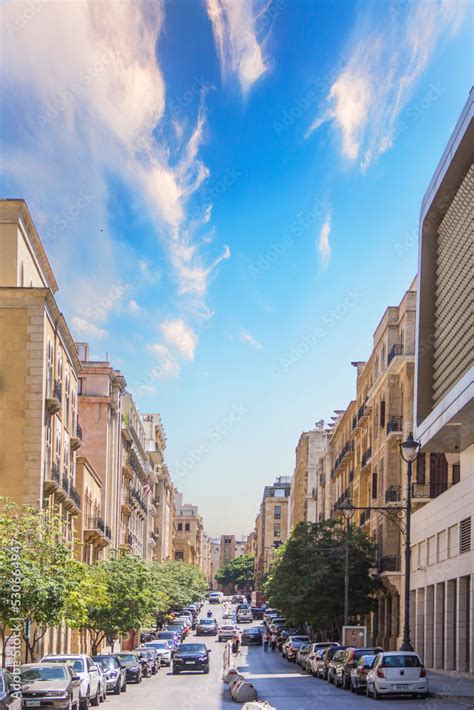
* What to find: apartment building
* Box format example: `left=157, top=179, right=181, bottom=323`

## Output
left=255, top=476, right=291, bottom=583
left=411, top=90, right=473, bottom=675
left=288, top=423, right=331, bottom=529
left=0, top=199, right=82, bottom=539
left=174, top=492, right=204, bottom=567
left=76, top=343, right=126, bottom=551
left=220, top=535, right=236, bottom=567
left=75, top=456, right=107, bottom=563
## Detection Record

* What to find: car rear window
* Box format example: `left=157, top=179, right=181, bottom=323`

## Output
left=158, top=632, right=175, bottom=638
left=93, top=657, right=118, bottom=669
left=44, top=658, right=85, bottom=672
left=381, top=655, right=421, bottom=668
left=117, top=654, right=137, bottom=663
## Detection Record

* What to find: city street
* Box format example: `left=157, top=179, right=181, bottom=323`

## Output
left=102, top=605, right=467, bottom=710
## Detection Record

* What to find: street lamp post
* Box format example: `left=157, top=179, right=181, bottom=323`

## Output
left=399, top=432, right=421, bottom=652
left=342, top=506, right=354, bottom=626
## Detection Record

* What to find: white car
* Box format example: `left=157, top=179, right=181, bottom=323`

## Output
left=144, top=640, right=172, bottom=666
left=218, top=624, right=239, bottom=642
left=366, top=652, right=428, bottom=699
left=237, top=608, right=253, bottom=623
left=41, top=653, right=101, bottom=709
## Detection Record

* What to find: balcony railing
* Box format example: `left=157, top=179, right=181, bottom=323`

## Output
left=105, top=524, right=112, bottom=540
left=46, top=378, right=62, bottom=414
left=47, top=461, right=60, bottom=484
left=131, top=489, right=148, bottom=514
left=334, top=441, right=354, bottom=471
left=387, top=344, right=404, bottom=366
left=87, top=516, right=105, bottom=534
left=69, top=484, right=81, bottom=509
left=412, top=481, right=450, bottom=500
left=387, top=416, right=403, bottom=435
left=352, top=415, right=357, bottom=430
left=357, top=403, right=366, bottom=421
left=385, top=485, right=401, bottom=503
left=361, top=447, right=372, bottom=468
left=360, top=509, right=370, bottom=525
left=378, top=555, right=400, bottom=573
left=61, top=474, right=70, bottom=495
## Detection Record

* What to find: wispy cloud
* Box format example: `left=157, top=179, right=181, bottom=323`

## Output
left=148, top=344, right=182, bottom=379
left=240, top=330, right=263, bottom=350
left=307, top=0, right=468, bottom=171
left=0, top=1, right=229, bottom=348
left=127, top=299, right=142, bottom=315
left=160, top=319, right=198, bottom=361
left=206, top=0, right=270, bottom=94
left=72, top=317, right=108, bottom=339
left=317, top=214, right=332, bottom=268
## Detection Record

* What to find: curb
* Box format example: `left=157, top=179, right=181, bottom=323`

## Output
left=429, top=692, right=474, bottom=707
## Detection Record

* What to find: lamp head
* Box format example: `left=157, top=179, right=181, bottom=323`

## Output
left=400, top=431, right=421, bottom=463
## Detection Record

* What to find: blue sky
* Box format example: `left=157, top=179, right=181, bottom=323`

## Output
left=1, top=0, right=472, bottom=536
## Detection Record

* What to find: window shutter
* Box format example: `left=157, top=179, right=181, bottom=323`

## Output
left=416, top=453, right=426, bottom=484
left=380, top=401, right=386, bottom=428
left=452, top=464, right=460, bottom=485
left=459, top=518, right=471, bottom=554
left=372, top=472, right=378, bottom=499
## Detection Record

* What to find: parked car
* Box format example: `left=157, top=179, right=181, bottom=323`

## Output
left=296, top=642, right=312, bottom=667
left=156, top=630, right=181, bottom=652
left=92, top=654, right=127, bottom=695
left=318, top=645, right=347, bottom=680
left=208, top=591, right=222, bottom=604
left=135, top=647, right=160, bottom=675
left=338, top=647, right=384, bottom=689
left=236, top=607, right=253, bottom=623
left=218, top=624, right=239, bottom=642
left=366, top=652, right=428, bottom=699
left=241, top=627, right=263, bottom=646
left=263, top=608, right=279, bottom=624
left=282, top=636, right=311, bottom=661
left=350, top=654, right=376, bottom=694
left=327, top=648, right=346, bottom=685
left=115, top=652, right=142, bottom=684
left=172, top=643, right=211, bottom=675
left=277, top=629, right=298, bottom=651
left=41, top=654, right=100, bottom=709
left=21, top=663, right=81, bottom=710
left=0, top=668, right=21, bottom=710
left=196, top=619, right=218, bottom=636
left=134, top=649, right=154, bottom=677
left=232, top=594, right=246, bottom=604
left=165, top=623, right=186, bottom=641
left=307, top=642, right=340, bottom=676
left=250, top=606, right=265, bottom=620
left=144, top=640, right=172, bottom=666
left=268, top=617, right=286, bottom=632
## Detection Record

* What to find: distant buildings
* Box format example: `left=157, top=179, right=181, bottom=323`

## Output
left=253, top=476, right=291, bottom=583
left=174, top=492, right=204, bottom=568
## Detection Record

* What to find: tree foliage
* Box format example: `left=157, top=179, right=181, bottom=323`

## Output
left=264, top=520, right=379, bottom=639
left=215, top=554, right=255, bottom=591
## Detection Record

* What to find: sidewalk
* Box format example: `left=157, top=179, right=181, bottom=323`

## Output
left=428, top=672, right=474, bottom=707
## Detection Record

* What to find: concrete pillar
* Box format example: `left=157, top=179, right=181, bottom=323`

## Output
left=445, top=579, right=457, bottom=671
left=416, top=588, right=425, bottom=661
left=425, top=585, right=434, bottom=668
left=391, top=593, right=399, bottom=649
left=409, top=590, right=417, bottom=651
left=434, top=582, right=445, bottom=669
left=457, top=576, right=469, bottom=673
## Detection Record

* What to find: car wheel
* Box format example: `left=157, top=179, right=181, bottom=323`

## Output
left=418, top=693, right=428, bottom=700
left=113, top=679, right=121, bottom=695
left=373, top=686, right=381, bottom=700
left=121, top=680, right=127, bottom=693
left=90, top=688, right=100, bottom=707
left=203, top=667, right=209, bottom=674
left=79, top=697, right=89, bottom=710
left=366, top=684, right=372, bottom=698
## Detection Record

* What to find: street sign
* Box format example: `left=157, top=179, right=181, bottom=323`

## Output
left=342, top=625, right=367, bottom=647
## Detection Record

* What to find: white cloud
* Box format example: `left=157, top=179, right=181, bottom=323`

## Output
left=72, top=317, right=108, bottom=339
left=307, top=0, right=468, bottom=170
left=148, top=343, right=181, bottom=379
left=240, top=330, right=263, bottom=350
left=206, top=0, right=270, bottom=94
left=127, top=299, right=141, bottom=315
left=160, top=319, right=198, bottom=361
left=317, top=215, right=332, bottom=268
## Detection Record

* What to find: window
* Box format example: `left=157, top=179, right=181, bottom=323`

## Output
left=185, top=523, right=190, bottom=532
left=177, top=523, right=183, bottom=531
left=274, top=505, right=281, bottom=519
left=274, top=488, right=286, bottom=498
left=416, top=453, right=426, bottom=484
left=47, top=339, right=54, bottom=392
left=448, top=525, right=458, bottom=558
left=78, top=378, right=83, bottom=395
left=57, top=350, right=63, bottom=381
left=428, top=536, right=436, bottom=565
left=371, top=472, right=378, bottom=499
left=437, top=530, right=447, bottom=562
left=175, top=551, right=184, bottom=561
left=274, top=524, right=281, bottom=538
left=380, top=401, right=385, bottom=429
left=460, top=518, right=471, bottom=554
left=452, top=464, right=460, bottom=485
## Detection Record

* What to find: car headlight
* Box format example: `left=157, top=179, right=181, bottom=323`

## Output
left=199, top=656, right=207, bottom=661
left=46, top=691, right=68, bottom=698
left=106, top=671, right=118, bottom=678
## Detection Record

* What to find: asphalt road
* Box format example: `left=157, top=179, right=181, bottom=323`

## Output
left=103, top=603, right=467, bottom=710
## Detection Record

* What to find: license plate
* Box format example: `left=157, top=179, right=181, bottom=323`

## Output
left=393, top=684, right=407, bottom=689
left=185, top=661, right=195, bottom=665
left=26, top=702, right=41, bottom=707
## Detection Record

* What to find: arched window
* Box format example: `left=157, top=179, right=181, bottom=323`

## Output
left=178, top=523, right=183, bottom=531
left=185, top=523, right=190, bottom=531
left=57, top=350, right=63, bottom=381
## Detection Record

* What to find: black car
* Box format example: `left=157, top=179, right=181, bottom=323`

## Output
left=241, top=627, right=263, bottom=646
left=172, top=644, right=211, bottom=675
left=250, top=607, right=265, bottom=620
left=115, top=652, right=142, bottom=684
left=92, top=655, right=127, bottom=695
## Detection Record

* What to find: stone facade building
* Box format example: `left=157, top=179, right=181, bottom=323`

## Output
left=288, top=423, right=330, bottom=529
left=174, top=492, right=204, bottom=567
left=254, top=476, right=291, bottom=583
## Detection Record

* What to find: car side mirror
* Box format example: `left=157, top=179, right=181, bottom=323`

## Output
left=90, top=665, right=98, bottom=672
left=208, top=649, right=212, bottom=653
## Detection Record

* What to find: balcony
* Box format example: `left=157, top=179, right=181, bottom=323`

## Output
left=70, top=421, right=83, bottom=451
left=46, top=378, right=62, bottom=415
left=121, top=492, right=132, bottom=514
left=386, top=416, right=403, bottom=436
left=361, top=447, right=372, bottom=469
left=387, top=343, right=404, bottom=366
left=334, top=441, right=354, bottom=471
left=84, top=516, right=109, bottom=547
left=378, top=555, right=401, bottom=573
left=130, top=489, right=148, bottom=515
left=68, top=484, right=81, bottom=510
left=412, top=481, right=451, bottom=501
left=360, top=509, right=371, bottom=525
left=43, top=461, right=60, bottom=493
left=385, top=485, right=402, bottom=504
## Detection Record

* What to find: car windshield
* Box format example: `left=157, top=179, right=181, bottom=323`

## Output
left=44, top=658, right=84, bottom=672
left=146, top=642, right=168, bottom=650
left=93, top=657, right=118, bottom=669
left=117, top=654, right=137, bottom=663
left=177, top=645, right=206, bottom=653
left=291, top=637, right=310, bottom=643
left=199, top=620, right=215, bottom=625
left=22, top=667, right=67, bottom=681
left=158, top=632, right=175, bottom=638
left=359, top=655, right=375, bottom=667
left=381, top=655, right=421, bottom=668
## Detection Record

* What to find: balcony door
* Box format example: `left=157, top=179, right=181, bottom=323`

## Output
left=430, top=454, right=448, bottom=498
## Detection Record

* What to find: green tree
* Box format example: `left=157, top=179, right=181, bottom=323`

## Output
left=150, top=560, right=207, bottom=615
left=264, top=520, right=379, bottom=639
left=215, top=554, right=255, bottom=591
left=0, top=498, right=79, bottom=663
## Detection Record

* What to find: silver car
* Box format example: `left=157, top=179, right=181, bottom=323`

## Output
left=21, top=663, right=81, bottom=710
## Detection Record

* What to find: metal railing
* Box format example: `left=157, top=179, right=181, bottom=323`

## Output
left=334, top=441, right=354, bottom=471
left=47, top=378, right=62, bottom=402
left=61, top=474, right=70, bottom=494
left=357, top=403, right=366, bottom=421
left=386, top=416, right=403, bottom=434
left=349, top=470, right=354, bottom=483
left=45, top=461, right=60, bottom=484
left=360, top=509, right=371, bottom=525
left=69, top=484, right=81, bottom=509
left=387, top=344, right=404, bottom=365
left=385, top=485, right=401, bottom=503
left=412, top=482, right=450, bottom=499
left=105, top=524, right=112, bottom=540
left=378, top=555, right=400, bottom=572
left=87, top=516, right=106, bottom=534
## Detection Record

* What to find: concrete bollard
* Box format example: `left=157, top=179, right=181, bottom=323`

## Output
left=223, top=665, right=239, bottom=683
left=232, top=680, right=258, bottom=703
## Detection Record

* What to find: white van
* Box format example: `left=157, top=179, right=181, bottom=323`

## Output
left=209, top=591, right=223, bottom=604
